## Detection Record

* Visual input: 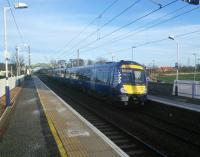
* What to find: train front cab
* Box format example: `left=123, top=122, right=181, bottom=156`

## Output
left=118, top=64, right=147, bottom=106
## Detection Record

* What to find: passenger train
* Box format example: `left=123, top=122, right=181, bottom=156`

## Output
left=49, top=60, right=147, bottom=106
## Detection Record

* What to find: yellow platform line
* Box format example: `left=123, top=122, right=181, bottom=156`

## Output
left=37, top=88, right=68, bottom=157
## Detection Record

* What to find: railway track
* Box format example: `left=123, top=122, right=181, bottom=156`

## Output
left=129, top=107, right=200, bottom=147
left=38, top=75, right=200, bottom=157
left=38, top=75, right=165, bottom=157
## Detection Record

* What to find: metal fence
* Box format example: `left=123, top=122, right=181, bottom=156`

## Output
left=0, top=75, right=24, bottom=97
left=173, top=80, right=200, bottom=99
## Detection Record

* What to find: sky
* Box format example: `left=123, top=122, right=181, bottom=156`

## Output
left=0, top=0, right=200, bottom=67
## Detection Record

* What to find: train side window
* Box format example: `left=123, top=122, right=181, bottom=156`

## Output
left=91, top=68, right=96, bottom=82
left=103, top=71, right=109, bottom=84
left=96, top=69, right=103, bottom=83
left=83, top=70, right=88, bottom=81
left=66, top=69, right=70, bottom=78
left=61, top=69, right=65, bottom=77
left=109, top=68, right=113, bottom=85
left=87, top=70, right=92, bottom=81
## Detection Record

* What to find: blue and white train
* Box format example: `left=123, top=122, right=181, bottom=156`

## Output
left=49, top=60, right=147, bottom=106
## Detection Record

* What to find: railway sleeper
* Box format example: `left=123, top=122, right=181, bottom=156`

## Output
left=113, top=139, right=131, bottom=144
left=127, top=149, right=148, bottom=156
left=109, top=135, right=125, bottom=139
left=120, top=143, right=137, bottom=149
left=103, top=131, right=121, bottom=136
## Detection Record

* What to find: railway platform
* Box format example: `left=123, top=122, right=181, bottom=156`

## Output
left=148, top=95, right=200, bottom=112
left=0, top=76, right=126, bottom=157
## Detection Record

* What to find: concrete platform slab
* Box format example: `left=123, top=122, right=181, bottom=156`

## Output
left=34, top=76, right=127, bottom=157
left=0, top=78, right=60, bottom=157
left=148, top=95, right=200, bottom=112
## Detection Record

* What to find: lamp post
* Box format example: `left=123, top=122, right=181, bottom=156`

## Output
left=192, top=53, right=197, bottom=98
left=193, top=53, right=197, bottom=82
left=131, top=46, right=136, bottom=62
left=198, top=58, right=200, bottom=67
left=3, top=2, right=28, bottom=107
left=152, top=59, right=155, bottom=78
left=198, top=58, right=200, bottom=74
left=168, top=35, right=179, bottom=96
left=15, top=46, right=20, bottom=85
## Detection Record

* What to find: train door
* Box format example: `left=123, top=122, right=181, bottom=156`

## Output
left=90, top=66, right=96, bottom=92
left=110, top=67, right=120, bottom=97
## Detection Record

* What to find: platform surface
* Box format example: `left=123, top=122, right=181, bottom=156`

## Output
left=0, top=77, right=126, bottom=157
left=148, top=95, right=200, bottom=112
left=34, top=76, right=126, bottom=157
left=0, top=78, right=60, bottom=157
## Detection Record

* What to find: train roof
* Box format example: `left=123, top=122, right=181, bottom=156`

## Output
left=52, top=60, right=145, bottom=71
left=70, top=60, right=144, bottom=70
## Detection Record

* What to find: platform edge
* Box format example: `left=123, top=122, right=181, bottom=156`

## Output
left=35, top=79, right=68, bottom=157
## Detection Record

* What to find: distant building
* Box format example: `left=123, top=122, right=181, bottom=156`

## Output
left=69, top=59, right=84, bottom=67
left=57, top=60, right=66, bottom=68
left=154, top=66, right=175, bottom=73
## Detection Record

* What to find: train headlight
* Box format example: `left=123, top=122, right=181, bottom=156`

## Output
left=144, top=87, right=147, bottom=94
left=120, top=88, right=127, bottom=94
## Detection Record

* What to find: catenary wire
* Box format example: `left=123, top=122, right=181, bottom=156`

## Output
left=58, top=0, right=178, bottom=59
left=55, top=0, right=120, bottom=56
left=76, top=5, right=199, bottom=56
left=6, top=0, right=24, bottom=43
left=65, top=0, right=142, bottom=54
left=75, top=0, right=179, bottom=51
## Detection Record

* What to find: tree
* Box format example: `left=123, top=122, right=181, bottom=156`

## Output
left=9, top=53, right=25, bottom=75
left=0, top=63, right=5, bottom=71
left=50, top=59, right=58, bottom=68
left=197, top=64, right=200, bottom=70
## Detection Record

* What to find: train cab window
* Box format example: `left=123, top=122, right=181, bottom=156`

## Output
left=121, top=69, right=146, bottom=85
left=134, top=70, right=146, bottom=84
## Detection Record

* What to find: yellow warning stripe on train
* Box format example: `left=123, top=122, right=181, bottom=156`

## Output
left=121, top=64, right=144, bottom=70
left=123, top=85, right=146, bottom=94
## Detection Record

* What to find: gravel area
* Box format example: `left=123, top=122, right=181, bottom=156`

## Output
left=0, top=87, right=21, bottom=117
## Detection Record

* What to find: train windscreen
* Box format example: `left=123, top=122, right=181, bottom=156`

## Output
left=121, top=69, right=146, bottom=85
